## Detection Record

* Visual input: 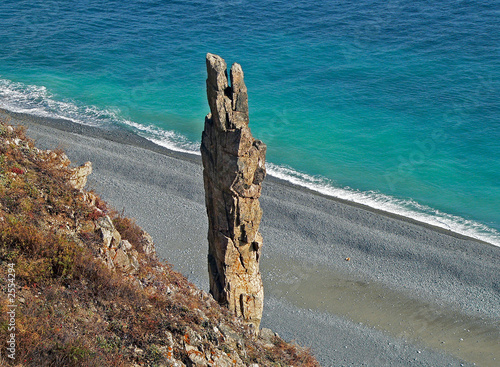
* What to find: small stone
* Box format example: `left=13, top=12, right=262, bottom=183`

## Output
left=259, top=328, right=276, bottom=345
left=140, top=231, right=156, bottom=258
left=185, top=345, right=207, bottom=366
left=119, top=239, right=132, bottom=251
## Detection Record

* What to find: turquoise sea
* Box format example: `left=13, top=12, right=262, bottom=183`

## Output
left=0, top=0, right=498, bottom=245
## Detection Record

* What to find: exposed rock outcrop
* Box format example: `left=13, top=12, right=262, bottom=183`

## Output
left=201, top=53, right=267, bottom=332
left=96, top=215, right=140, bottom=275
left=69, top=161, right=92, bottom=190
left=0, top=118, right=319, bottom=366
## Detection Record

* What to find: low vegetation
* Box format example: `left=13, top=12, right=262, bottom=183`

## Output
left=0, top=118, right=319, bottom=366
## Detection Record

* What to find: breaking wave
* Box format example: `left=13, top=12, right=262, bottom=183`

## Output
left=1, top=77, right=498, bottom=247
left=267, top=163, right=500, bottom=247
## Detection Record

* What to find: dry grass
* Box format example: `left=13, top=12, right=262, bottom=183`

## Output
left=0, top=118, right=320, bottom=366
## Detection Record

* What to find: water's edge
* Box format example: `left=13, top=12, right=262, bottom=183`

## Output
left=2, top=107, right=495, bottom=249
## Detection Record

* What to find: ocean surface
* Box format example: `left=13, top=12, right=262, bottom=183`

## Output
left=0, top=0, right=498, bottom=245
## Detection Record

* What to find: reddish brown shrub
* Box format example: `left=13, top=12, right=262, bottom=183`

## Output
left=111, top=213, right=143, bottom=251
left=88, top=209, right=104, bottom=221
left=10, top=167, right=24, bottom=175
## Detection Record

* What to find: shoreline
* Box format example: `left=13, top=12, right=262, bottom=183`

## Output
left=3, top=107, right=499, bottom=366
left=2, top=108, right=494, bottom=249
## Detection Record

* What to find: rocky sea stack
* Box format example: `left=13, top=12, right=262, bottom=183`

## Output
left=201, top=53, right=267, bottom=332
left=0, top=116, right=319, bottom=366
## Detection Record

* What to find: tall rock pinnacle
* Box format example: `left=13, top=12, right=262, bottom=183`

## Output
left=201, top=53, right=266, bottom=331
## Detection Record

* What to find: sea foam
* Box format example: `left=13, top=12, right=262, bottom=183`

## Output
left=267, top=163, right=500, bottom=247
left=1, top=77, right=499, bottom=247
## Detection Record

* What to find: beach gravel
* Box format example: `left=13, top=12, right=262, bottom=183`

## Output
left=9, top=111, right=499, bottom=367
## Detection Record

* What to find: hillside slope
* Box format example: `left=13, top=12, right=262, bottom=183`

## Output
left=0, top=120, right=319, bottom=367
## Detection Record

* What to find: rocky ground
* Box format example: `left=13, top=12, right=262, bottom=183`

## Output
left=0, top=118, right=319, bottom=366
left=4, top=108, right=499, bottom=367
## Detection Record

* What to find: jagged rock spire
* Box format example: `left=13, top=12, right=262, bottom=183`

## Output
left=201, top=53, right=266, bottom=332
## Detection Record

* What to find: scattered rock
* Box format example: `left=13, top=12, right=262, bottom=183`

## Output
left=69, top=161, right=92, bottom=190
left=218, top=322, right=243, bottom=347
left=113, top=247, right=131, bottom=271
left=259, top=327, right=279, bottom=349
left=140, top=231, right=157, bottom=259
left=186, top=344, right=207, bottom=366
left=83, top=191, right=97, bottom=206
left=95, top=216, right=139, bottom=274
left=119, top=239, right=132, bottom=251
left=183, top=326, right=203, bottom=347
left=96, top=215, right=122, bottom=248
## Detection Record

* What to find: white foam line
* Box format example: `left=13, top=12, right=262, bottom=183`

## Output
left=121, top=119, right=200, bottom=155
left=2, top=78, right=499, bottom=246
left=0, top=78, right=107, bottom=126
left=267, top=163, right=500, bottom=247
left=0, top=78, right=201, bottom=153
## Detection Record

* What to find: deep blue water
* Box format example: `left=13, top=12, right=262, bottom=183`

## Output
left=0, top=0, right=499, bottom=245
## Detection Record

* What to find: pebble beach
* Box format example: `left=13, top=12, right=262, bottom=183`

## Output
left=5, top=109, right=499, bottom=367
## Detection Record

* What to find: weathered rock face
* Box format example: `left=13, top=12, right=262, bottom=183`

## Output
left=201, top=53, right=266, bottom=331
left=69, top=161, right=92, bottom=191
left=96, top=215, right=140, bottom=275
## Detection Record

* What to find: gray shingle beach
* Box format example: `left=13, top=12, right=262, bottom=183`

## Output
left=7, top=109, right=499, bottom=367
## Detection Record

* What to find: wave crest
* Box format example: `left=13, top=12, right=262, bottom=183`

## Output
left=0, top=78, right=198, bottom=154
left=2, top=78, right=498, bottom=246
left=267, top=163, right=500, bottom=247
